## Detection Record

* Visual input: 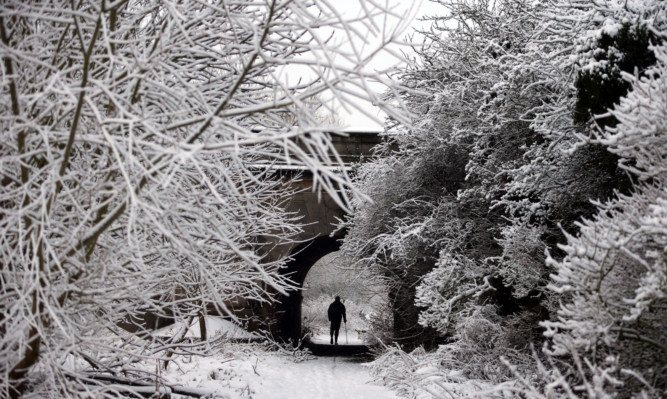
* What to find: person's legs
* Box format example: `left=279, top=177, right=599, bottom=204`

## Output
left=331, top=321, right=340, bottom=345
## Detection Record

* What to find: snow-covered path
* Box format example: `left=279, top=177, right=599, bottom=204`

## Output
left=164, top=344, right=400, bottom=399
left=243, top=356, right=400, bottom=399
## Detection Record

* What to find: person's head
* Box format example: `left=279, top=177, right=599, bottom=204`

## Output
left=335, top=296, right=340, bottom=302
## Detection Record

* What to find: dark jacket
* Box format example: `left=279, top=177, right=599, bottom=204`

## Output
left=327, top=299, right=347, bottom=324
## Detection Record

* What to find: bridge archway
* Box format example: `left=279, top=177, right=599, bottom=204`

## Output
left=255, top=131, right=385, bottom=342
left=276, top=235, right=343, bottom=343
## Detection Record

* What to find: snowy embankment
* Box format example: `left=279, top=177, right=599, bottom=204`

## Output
left=368, top=346, right=518, bottom=399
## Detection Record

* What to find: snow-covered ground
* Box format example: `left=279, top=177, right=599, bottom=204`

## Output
left=118, top=318, right=496, bottom=398
left=142, top=317, right=500, bottom=399
left=144, top=317, right=397, bottom=398
left=161, top=343, right=400, bottom=399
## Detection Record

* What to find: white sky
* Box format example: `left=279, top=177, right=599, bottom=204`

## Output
left=276, top=0, right=444, bottom=132
left=332, top=0, right=443, bottom=131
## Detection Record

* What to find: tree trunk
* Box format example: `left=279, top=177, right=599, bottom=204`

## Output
left=198, top=312, right=207, bottom=342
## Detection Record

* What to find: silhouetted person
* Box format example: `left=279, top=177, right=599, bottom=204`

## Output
left=327, top=296, right=346, bottom=345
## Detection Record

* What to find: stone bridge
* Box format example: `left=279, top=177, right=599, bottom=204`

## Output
left=258, top=131, right=384, bottom=343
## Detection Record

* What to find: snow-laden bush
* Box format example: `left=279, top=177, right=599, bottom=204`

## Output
left=345, top=1, right=665, bottom=398
left=415, top=254, right=491, bottom=335
left=369, top=344, right=518, bottom=398
left=599, top=47, right=667, bottom=182
left=494, top=220, right=548, bottom=299
left=416, top=253, right=541, bottom=383
left=532, top=44, right=667, bottom=399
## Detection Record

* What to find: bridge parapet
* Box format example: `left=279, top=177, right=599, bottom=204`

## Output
left=329, top=131, right=384, bottom=165
left=249, top=131, right=383, bottom=174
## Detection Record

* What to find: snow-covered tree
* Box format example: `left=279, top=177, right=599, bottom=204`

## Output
left=0, top=0, right=411, bottom=397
